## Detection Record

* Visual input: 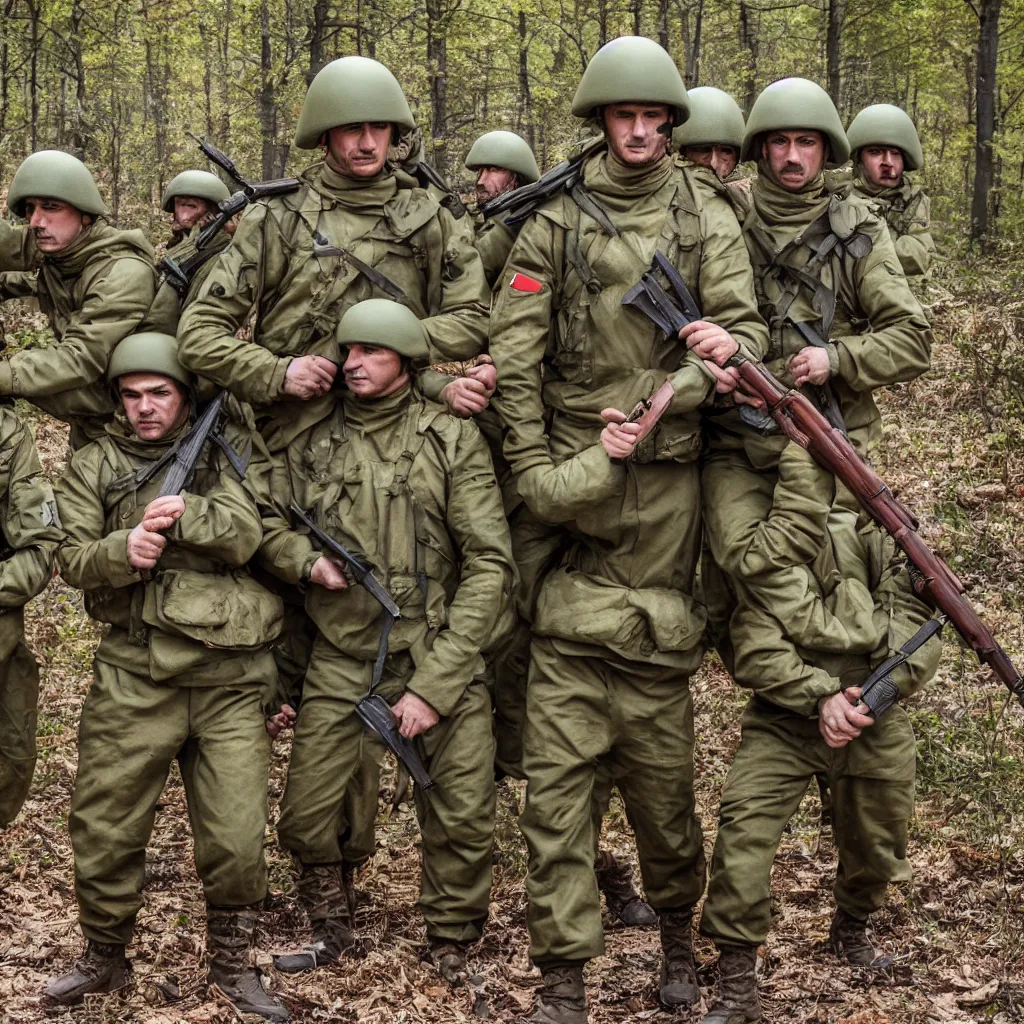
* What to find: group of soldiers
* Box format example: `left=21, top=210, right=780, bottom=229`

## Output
left=0, top=33, right=941, bottom=1024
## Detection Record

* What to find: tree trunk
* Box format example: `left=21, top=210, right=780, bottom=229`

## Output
left=971, top=0, right=1002, bottom=243
left=826, top=0, right=846, bottom=113
left=259, top=0, right=276, bottom=178
left=68, top=0, right=88, bottom=159
left=517, top=11, right=534, bottom=149
left=308, top=0, right=328, bottom=83
left=738, top=2, right=759, bottom=113
left=425, top=0, right=448, bottom=160
left=657, top=0, right=669, bottom=51
left=686, top=0, right=704, bottom=87
left=27, top=0, right=41, bottom=151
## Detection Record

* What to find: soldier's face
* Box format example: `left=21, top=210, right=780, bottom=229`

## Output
left=761, top=130, right=827, bottom=191
left=325, top=122, right=393, bottom=178
left=475, top=166, right=517, bottom=203
left=172, top=196, right=214, bottom=233
left=683, top=145, right=740, bottom=180
left=860, top=146, right=905, bottom=187
left=602, top=104, right=671, bottom=166
left=343, top=344, right=409, bottom=400
left=119, top=373, right=191, bottom=441
left=23, top=198, right=88, bottom=253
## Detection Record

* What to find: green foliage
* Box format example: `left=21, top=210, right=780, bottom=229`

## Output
left=0, top=0, right=1021, bottom=234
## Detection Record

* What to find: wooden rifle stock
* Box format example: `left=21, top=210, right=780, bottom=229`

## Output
left=729, top=355, right=1024, bottom=708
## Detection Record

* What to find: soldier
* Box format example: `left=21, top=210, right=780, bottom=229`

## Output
left=0, top=151, right=156, bottom=449
left=464, top=130, right=541, bottom=287
left=697, top=450, right=941, bottom=1024
left=257, top=299, right=514, bottom=983
left=177, top=55, right=492, bottom=891
left=144, top=170, right=234, bottom=334
left=488, top=36, right=769, bottom=1023
left=46, top=333, right=288, bottom=1023
left=695, top=77, right=933, bottom=1022
left=177, top=54, right=489, bottom=429
left=847, top=104, right=934, bottom=280
left=0, top=406, right=63, bottom=827
left=673, top=86, right=745, bottom=183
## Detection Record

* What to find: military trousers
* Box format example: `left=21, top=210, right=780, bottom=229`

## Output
left=520, top=636, right=706, bottom=965
left=274, top=601, right=378, bottom=867
left=278, top=635, right=497, bottom=943
left=69, top=660, right=271, bottom=945
left=700, top=696, right=916, bottom=948
left=0, top=636, right=40, bottom=826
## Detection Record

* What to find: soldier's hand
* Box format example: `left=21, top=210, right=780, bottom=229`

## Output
left=680, top=320, right=739, bottom=366
left=441, top=377, right=492, bottom=417
left=391, top=692, right=440, bottom=739
left=599, top=408, right=642, bottom=460
left=141, top=495, right=186, bottom=531
left=789, top=346, right=831, bottom=387
left=704, top=361, right=744, bottom=395
left=466, top=353, right=497, bottom=393
left=283, top=355, right=337, bottom=399
left=266, top=703, right=297, bottom=739
left=126, top=520, right=170, bottom=571
left=309, top=556, right=349, bottom=590
left=818, top=688, right=874, bottom=748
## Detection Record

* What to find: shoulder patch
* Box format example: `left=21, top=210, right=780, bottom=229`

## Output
left=509, top=272, right=542, bottom=293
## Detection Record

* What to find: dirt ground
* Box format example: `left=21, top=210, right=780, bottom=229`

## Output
left=0, top=269, right=1022, bottom=1024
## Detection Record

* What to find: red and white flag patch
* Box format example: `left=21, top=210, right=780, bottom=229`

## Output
left=509, top=272, right=543, bottom=293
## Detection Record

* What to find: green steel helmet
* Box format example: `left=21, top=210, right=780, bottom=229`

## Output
left=741, top=77, right=850, bottom=167
left=294, top=56, right=416, bottom=149
left=847, top=103, right=923, bottom=172
left=7, top=150, right=109, bottom=218
left=465, top=131, right=541, bottom=183
left=571, top=36, right=690, bottom=125
left=107, top=332, right=193, bottom=390
left=161, top=170, right=232, bottom=212
left=673, top=87, right=745, bottom=150
left=335, top=299, right=429, bottom=363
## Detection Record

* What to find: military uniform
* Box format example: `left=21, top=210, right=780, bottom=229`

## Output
left=847, top=104, right=934, bottom=280
left=488, top=37, right=768, bottom=1020
left=257, top=300, right=514, bottom=964
left=0, top=151, right=156, bottom=449
left=697, top=79, right=935, bottom=1024
left=49, top=333, right=286, bottom=1020
left=698, top=447, right=940, bottom=1022
left=0, top=406, right=63, bottom=826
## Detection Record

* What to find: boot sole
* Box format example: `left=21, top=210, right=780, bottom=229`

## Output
left=44, top=970, right=130, bottom=1004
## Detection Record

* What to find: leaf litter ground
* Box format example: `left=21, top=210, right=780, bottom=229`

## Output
left=0, top=265, right=1022, bottom=1024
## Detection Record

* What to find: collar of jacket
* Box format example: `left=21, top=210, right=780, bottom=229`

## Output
left=750, top=162, right=832, bottom=233
left=584, top=146, right=674, bottom=201
left=853, top=170, right=916, bottom=204
left=341, top=382, right=416, bottom=435
left=43, top=219, right=155, bottom=279
left=308, top=160, right=400, bottom=212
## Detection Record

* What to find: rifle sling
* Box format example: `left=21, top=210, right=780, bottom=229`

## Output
left=863, top=614, right=946, bottom=691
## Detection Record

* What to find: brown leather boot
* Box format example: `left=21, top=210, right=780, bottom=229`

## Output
left=273, top=863, right=362, bottom=973
left=829, top=908, right=893, bottom=967
left=44, top=941, right=130, bottom=1004
left=528, top=964, right=588, bottom=1024
left=702, top=945, right=761, bottom=1024
left=658, top=909, right=699, bottom=1008
left=207, top=905, right=289, bottom=1023
left=594, top=850, right=656, bottom=927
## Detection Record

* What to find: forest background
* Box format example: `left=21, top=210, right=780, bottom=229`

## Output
left=0, top=0, right=1017, bottom=243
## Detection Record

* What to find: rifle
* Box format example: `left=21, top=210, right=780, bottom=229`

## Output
left=288, top=502, right=436, bottom=791
left=621, top=256, right=1024, bottom=716
left=139, top=392, right=252, bottom=497
left=158, top=136, right=301, bottom=296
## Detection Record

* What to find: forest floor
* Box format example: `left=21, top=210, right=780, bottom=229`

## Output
left=0, top=248, right=1023, bottom=1024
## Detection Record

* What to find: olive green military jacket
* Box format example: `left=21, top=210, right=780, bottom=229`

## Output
left=853, top=176, right=934, bottom=279
left=0, top=406, right=62, bottom=655
left=0, top=271, right=39, bottom=302
left=0, top=220, right=156, bottom=447
left=55, top=407, right=283, bottom=683
left=177, top=161, right=490, bottom=412
left=716, top=178, right=931, bottom=458
left=256, top=386, right=515, bottom=717
left=489, top=147, right=769, bottom=666
left=713, top=445, right=938, bottom=716
left=473, top=214, right=517, bottom=290
left=143, top=224, right=235, bottom=335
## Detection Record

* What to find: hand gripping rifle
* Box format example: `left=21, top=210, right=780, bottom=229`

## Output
left=288, top=502, right=436, bottom=791
left=622, top=254, right=1024, bottom=718
left=158, top=135, right=301, bottom=296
